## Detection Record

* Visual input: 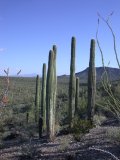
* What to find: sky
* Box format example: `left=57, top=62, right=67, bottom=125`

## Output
left=0, top=0, right=120, bottom=76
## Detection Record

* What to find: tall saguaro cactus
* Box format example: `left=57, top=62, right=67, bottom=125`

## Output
left=75, top=77, right=79, bottom=115
left=46, top=49, right=57, bottom=140
left=35, top=75, right=40, bottom=123
left=87, top=39, right=96, bottom=124
left=52, top=45, right=57, bottom=135
left=69, top=36, right=76, bottom=127
left=41, top=63, right=46, bottom=130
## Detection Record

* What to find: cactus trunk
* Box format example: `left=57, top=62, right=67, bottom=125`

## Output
left=46, top=49, right=57, bottom=140
left=69, top=37, right=76, bottom=128
left=41, top=63, right=46, bottom=131
left=87, top=39, right=96, bottom=124
left=75, top=77, right=79, bottom=115
left=35, top=75, right=40, bottom=123
left=52, top=45, right=57, bottom=136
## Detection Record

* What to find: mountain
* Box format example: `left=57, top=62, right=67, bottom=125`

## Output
left=58, top=67, right=120, bottom=83
left=10, top=67, right=120, bottom=82
left=95, top=67, right=120, bottom=81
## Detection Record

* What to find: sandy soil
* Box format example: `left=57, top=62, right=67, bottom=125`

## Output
left=0, top=120, right=120, bottom=160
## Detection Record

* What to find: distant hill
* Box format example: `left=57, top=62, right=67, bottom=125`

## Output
left=14, top=73, right=37, bottom=77
left=58, top=67, right=120, bottom=83
left=9, top=67, right=120, bottom=83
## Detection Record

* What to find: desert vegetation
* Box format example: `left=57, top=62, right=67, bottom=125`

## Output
left=0, top=34, right=120, bottom=159
left=0, top=14, right=120, bottom=160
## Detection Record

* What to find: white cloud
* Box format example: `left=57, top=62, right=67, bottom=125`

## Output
left=0, top=48, right=7, bottom=52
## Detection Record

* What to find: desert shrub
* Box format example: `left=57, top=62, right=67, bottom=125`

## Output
left=72, top=117, right=94, bottom=141
left=0, top=141, right=4, bottom=149
left=2, top=130, right=19, bottom=141
left=0, top=103, right=36, bottom=143
left=57, top=92, right=68, bottom=101
left=95, top=101, right=114, bottom=118
left=20, top=144, right=38, bottom=160
left=77, top=97, right=87, bottom=119
left=12, top=103, right=32, bottom=114
left=57, top=124, right=71, bottom=136
left=24, top=123, right=38, bottom=138
left=55, top=123, right=61, bottom=135
left=106, top=127, right=120, bottom=142
left=0, top=121, right=4, bottom=133
left=58, top=138, right=69, bottom=152
left=93, top=114, right=107, bottom=126
left=19, top=133, right=29, bottom=142
left=56, top=100, right=69, bottom=126
left=112, top=83, right=120, bottom=99
left=0, top=107, right=14, bottom=133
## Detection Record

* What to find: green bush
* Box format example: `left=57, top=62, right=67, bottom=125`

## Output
left=72, top=117, right=94, bottom=141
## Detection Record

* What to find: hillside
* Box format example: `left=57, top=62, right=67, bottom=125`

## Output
left=58, top=67, right=120, bottom=83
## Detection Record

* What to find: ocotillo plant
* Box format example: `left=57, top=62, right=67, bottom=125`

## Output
left=0, top=68, right=21, bottom=107
left=87, top=39, right=96, bottom=124
left=46, top=49, right=56, bottom=140
left=69, top=36, right=76, bottom=128
left=41, top=63, right=46, bottom=130
left=35, top=75, right=40, bottom=123
left=75, top=77, right=79, bottom=115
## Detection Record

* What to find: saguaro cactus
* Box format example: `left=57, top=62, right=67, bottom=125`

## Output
left=69, top=37, right=76, bottom=127
left=52, top=45, right=57, bottom=135
left=41, top=63, right=46, bottom=130
left=75, top=77, right=79, bottom=115
left=35, top=75, right=40, bottom=122
left=46, top=49, right=57, bottom=140
left=87, top=39, right=96, bottom=124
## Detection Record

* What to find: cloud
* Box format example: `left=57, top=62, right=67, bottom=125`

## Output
left=0, top=48, right=7, bottom=52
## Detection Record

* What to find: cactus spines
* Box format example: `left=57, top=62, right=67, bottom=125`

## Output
left=69, top=36, right=76, bottom=127
left=46, top=49, right=57, bottom=140
left=75, top=77, right=79, bottom=115
left=35, top=74, right=40, bottom=122
left=87, top=39, right=96, bottom=124
left=41, top=63, right=46, bottom=130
